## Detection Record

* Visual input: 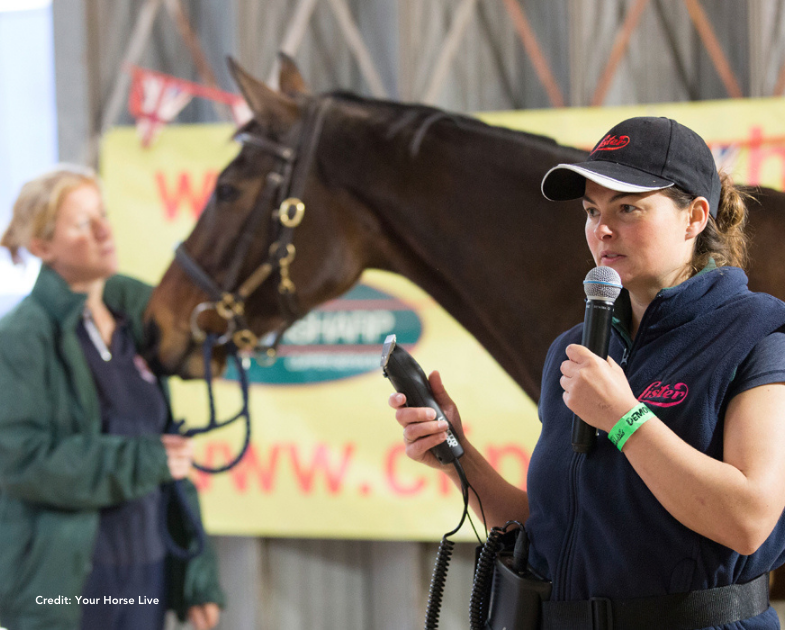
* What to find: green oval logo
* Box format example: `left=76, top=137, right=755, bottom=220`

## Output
left=224, top=283, right=423, bottom=384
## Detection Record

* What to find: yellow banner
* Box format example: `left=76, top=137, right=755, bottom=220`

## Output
left=101, top=124, right=535, bottom=541
left=101, top=96, right=785, bottom=540
left=479, top=96, right=785, bottom=190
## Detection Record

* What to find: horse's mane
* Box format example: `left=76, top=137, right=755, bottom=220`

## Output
left=233, top=89, right=587, bottom=164
left=326, top=90, right=587, bottom=160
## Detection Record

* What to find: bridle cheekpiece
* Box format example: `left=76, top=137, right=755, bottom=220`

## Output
left=175, top=96, right=332, bottom=361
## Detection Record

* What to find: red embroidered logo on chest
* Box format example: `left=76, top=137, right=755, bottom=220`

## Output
left=592, top=134, right=630, bottom=153
left=638, top=381, right=689, bottom=407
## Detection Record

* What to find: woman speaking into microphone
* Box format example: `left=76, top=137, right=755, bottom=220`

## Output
left=389, top=116, right=785, bottom=629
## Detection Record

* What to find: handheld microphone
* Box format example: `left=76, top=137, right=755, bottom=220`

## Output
left=571, top=266, right=623, bottom=453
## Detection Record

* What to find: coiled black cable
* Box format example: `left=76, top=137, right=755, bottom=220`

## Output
left=424, top=536, right=455, bottom=629
left=423, top=459, right=479, bottom=629
left=469, top=526, right=505, bottom=629
left=468, top=520, right=526, bottom=630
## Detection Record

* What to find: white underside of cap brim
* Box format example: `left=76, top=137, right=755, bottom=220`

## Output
left=555, top=164, right=675, bottom=194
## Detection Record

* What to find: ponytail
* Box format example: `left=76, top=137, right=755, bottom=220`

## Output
left=663, top=171, right=749, bottom=274
left=692, top=171, right=749, bottom=273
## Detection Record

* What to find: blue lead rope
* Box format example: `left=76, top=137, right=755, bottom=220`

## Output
left=177, top=333, right=253, bottom=474
left=162, top=333, right=254, bottom=560
left=160, top=479, right=207, bottom=561
left=163, top=333, right=253, bottom=472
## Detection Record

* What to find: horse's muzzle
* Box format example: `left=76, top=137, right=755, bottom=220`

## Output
left=141, top=316, right=170, bottom=376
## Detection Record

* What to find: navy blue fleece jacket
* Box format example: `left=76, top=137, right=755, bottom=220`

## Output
left=526, top=266, right=785, bottom=629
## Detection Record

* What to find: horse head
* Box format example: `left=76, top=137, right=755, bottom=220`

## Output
left=144, top=58, right=376, bottom=378
left=145, top=57, right=591, bottom=398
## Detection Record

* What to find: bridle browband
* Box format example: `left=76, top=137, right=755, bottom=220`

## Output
left=165, top=96, right=332, bottom=475
left=175, top=95, right=333, bottom=359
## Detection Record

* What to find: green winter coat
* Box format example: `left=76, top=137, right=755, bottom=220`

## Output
left=0, top=265, right=224, bottom=630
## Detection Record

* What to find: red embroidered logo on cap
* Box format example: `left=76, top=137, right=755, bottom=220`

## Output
left=592, top=134, right=630, bottom=153
left=637, top=381, right=689, bottom=407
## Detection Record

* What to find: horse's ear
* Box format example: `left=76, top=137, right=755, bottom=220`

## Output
left=277, top=52, right=309, bottom=97
left=226, top=56, right=296, bottom=124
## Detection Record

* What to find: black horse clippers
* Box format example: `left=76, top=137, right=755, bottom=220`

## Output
left=381, top=334, right=464, bottom=465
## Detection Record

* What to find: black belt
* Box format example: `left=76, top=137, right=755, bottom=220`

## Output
left=542, top=573, right=769, bottom=630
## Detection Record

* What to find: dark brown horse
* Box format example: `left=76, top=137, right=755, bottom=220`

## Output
left=144, top=59, right=785, bottom=403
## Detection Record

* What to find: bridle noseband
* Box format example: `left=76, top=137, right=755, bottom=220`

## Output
left=175, top=96, right=332, bottom=360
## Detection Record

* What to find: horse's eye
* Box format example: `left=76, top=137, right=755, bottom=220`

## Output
left=216, top=183, right=240, bottom=203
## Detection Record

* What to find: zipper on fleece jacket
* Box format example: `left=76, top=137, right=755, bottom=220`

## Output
left=554, top=303, right=653, bottom=599
left=614, top=289, right=668, bottom=370
left=613, top=315, right=634, bottom=369
left=555, top=451, right=584, bottom=599
left=555, top=296, right=663, bottom=599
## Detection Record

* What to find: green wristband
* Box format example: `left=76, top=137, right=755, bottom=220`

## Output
left=607, top=403, right=655, bottom=452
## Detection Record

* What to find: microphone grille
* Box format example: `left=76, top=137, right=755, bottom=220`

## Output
left=584, top=266, right=623, bottom=301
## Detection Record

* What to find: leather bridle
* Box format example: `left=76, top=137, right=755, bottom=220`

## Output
left=174, top=95, right=332, bottom=361
left=164, top=96, right=332, bottom=475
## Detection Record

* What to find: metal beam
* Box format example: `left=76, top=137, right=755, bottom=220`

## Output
left=684, top=0, right=743, bottom=98
left=773, top=60, right=785, bottom=97
left=162, top=0, right=229, bottom=119
left=53, top=0, right=99, bottom=164
left=421, top=0, right=478, bottom=105
left=591, top=0, right=651, bottom=106
left=325, top=0, right=389, bottom=98
left=568, top=0, right=585, bottom=106
left=500, top=0, right=565, bottom=107
left=265, top=0, right=320, bottom=88
left=764, top=0, right=785, bottom=96
left=101, top=0, right=162, bottom=134
left=652, top=0, right=698, bottom=100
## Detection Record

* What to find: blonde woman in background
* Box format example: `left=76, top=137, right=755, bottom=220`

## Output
left=0, top=165, right=223, bottom=630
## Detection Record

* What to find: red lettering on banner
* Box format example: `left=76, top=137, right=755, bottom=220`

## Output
left=155, top=170, right=217, bottom=221
left=438, top=472, right=455, bottom=496
left=229, top=443, right=283, bottom=493
left=486, top=445, right=530, bottom=491
left=191, top=442, right=239, bottom=491
left=747, top=126, right=785, bottom=190
left=194, top=439, right=532, bottom=500
left=385, top=444, right=426, bottom=495
left=192, top=467, right=211, bottom=492
left=194, top=441, right=354, bottom=494
left=289, top=443, right=354, bottom=494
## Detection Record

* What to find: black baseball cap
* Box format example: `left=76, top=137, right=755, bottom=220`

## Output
left=541, top=117, right=721, bottom=218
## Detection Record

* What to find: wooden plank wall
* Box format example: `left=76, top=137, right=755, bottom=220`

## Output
left=164, top=537, right=481, bottom=629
